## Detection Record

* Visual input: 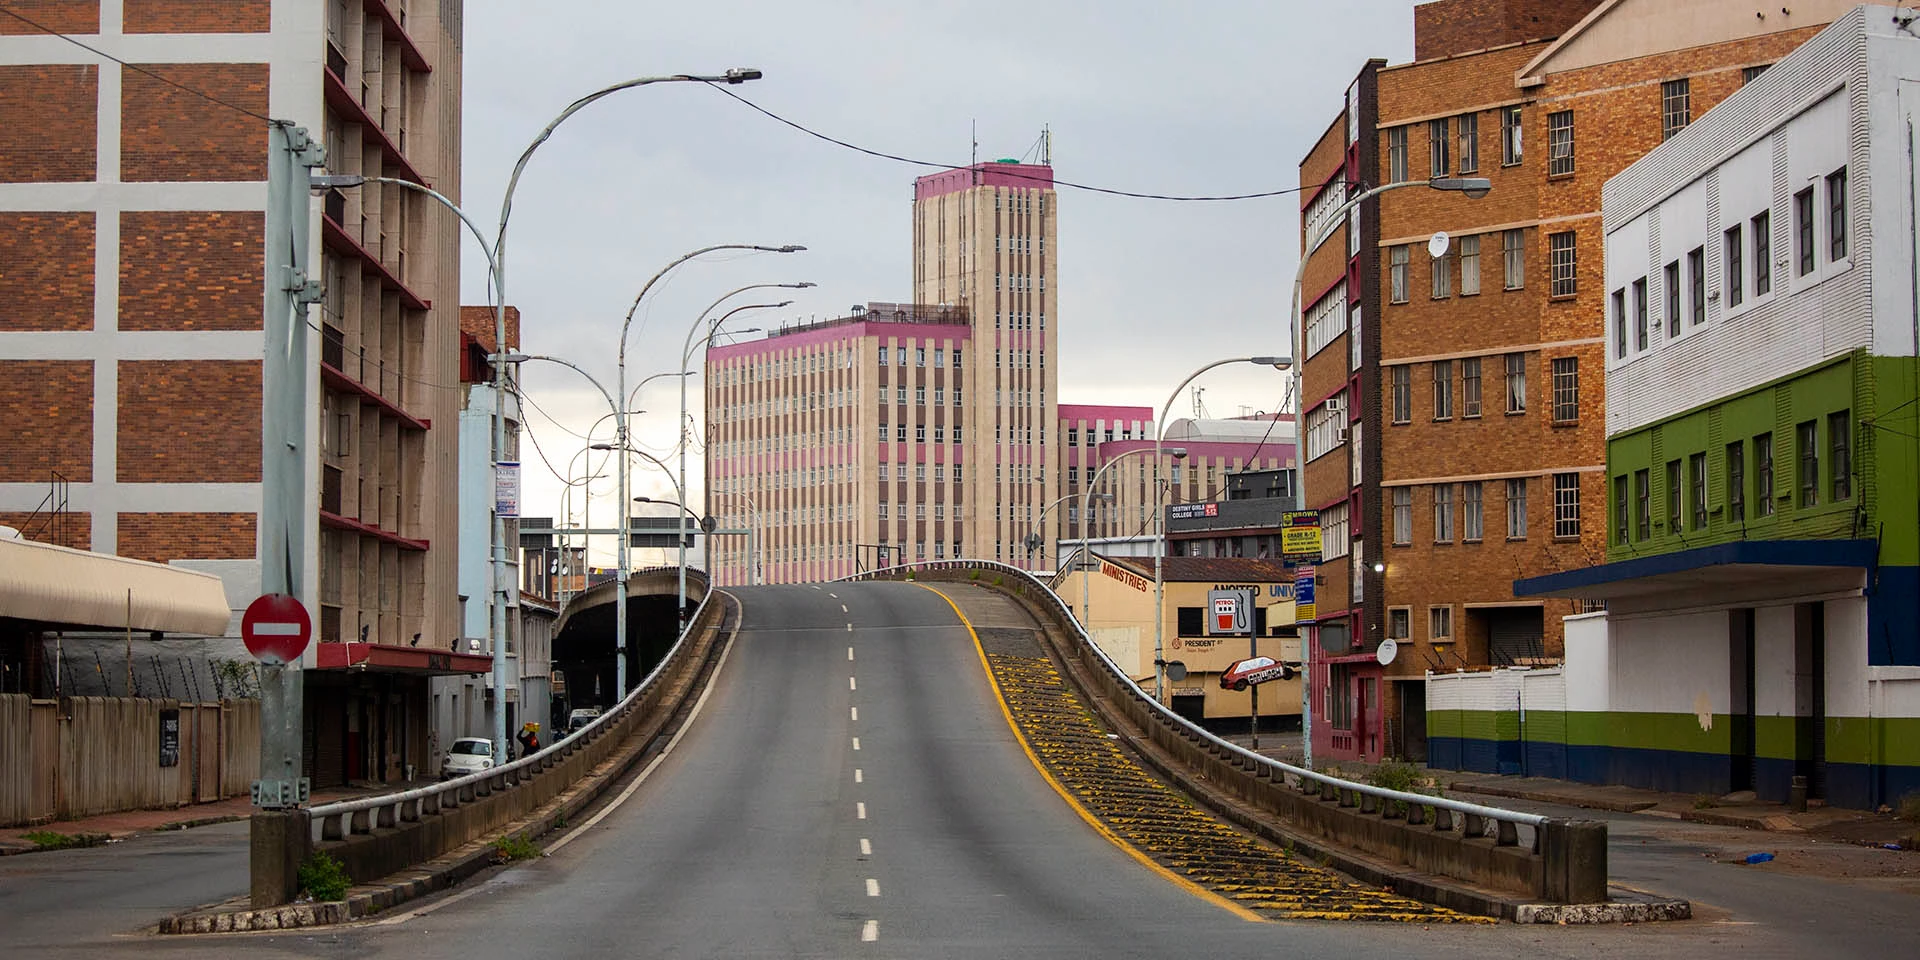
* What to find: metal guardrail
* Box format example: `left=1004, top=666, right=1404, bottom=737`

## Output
left=844, top=560, right=1548, bottom=844
left=307, top=579, right=714, bottom=842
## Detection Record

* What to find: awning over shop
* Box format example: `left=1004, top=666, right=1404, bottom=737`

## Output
left=1513, top=539, right=1878, bottom=602
left=313, top=641, right=495, bottom=675
left=0, top=536, right=232, bottom=636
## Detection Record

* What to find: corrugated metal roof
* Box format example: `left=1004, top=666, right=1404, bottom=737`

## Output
left=0, top=537, right=232, bottom=635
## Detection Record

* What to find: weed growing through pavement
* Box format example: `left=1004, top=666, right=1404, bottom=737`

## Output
left=297, top=851, right=352, bottom=901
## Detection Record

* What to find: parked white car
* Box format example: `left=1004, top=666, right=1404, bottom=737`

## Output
left=441, top=737, right=494, bottom=779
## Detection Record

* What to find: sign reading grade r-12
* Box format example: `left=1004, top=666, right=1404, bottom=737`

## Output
left=242, top=593, right=312, bottom=665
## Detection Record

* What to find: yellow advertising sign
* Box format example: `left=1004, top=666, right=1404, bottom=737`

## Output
left=1281, top=511, right=1322, bottom=559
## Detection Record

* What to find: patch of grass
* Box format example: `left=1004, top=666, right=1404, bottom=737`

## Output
left=1694, top=794, right=1720, bottom=810
left=491, top=835, right=542, bottom=862
left=22, top=830, right=107, bottom=850
left=297, top=851, right=352, bottom=902
left=968, top=569, right=981, bottom=581
left=1367, top=761, right=1439, bottom=817
left=551, top=814, right=568, bottom=830
left=992, top=575, right=1004, bottom=586
left=1896, top=791, right=1920, bottom=823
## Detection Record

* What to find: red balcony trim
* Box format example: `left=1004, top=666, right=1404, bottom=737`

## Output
left=320, top=361, right=431, bottom=431
left=315, top=643, right=492, bottom=674
left=322, top=67, right=428, bottom=186
left=364, top=1, right=432, bottom=73
left=320, top=213, right=430, bottom=311
left=319, top=509, right=430, bottom=551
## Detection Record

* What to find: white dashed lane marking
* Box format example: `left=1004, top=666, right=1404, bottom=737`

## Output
left=850, top=706, right=859, bottom=721
left=855, top=768, right=864, bottom=783
left=848, top=646, right=854, bottom=661
left=856, top=802, right=867, bottom=819
left=852, top=737, right=860, bottom=750
left=849, top=676, right=857, bottom=691
left=841, top=604, right=848, bottom=613
left=866, top=878, right=880, bottom=897
left=860, top=838, right=872, bottom=856
left=862, top=919, right=878, bottom=942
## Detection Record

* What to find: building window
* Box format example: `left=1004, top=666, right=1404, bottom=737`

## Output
left=1665, top=459, right=1682, bottom=534
left=877, top=346, right=889, bottom=365
left=1743, top=64, right=1770, bottom=84
left=1503, top=229, right=1524, bottom=289
left=1461, top=357, right=1482, bottom=418
left=1389, top=126, right=1408, bottom=182
left=1753, top=210, right=1772, bottom=297
left=1632, top=277, right=1648, bottom=351
left=1390, top=245, right=1410, bottom=303
left=1549, top=231, right=1576, bottom=297
left=1547, top=110, right=1574, bottom=176
left=895, top=424, right=906, bottom=442
left=1393, top=487, right=1412, bottom=545
left=1634, top=469, right=1651, bottom=540
left=1727, top=440, right=1746, bottom=522
left=1661, top=78, right=1691, bottom=140
left=1429, top=605, right=1454, bottom=642
left=1664, top=261, right=1681, bottom=337
left=1068, top=427, right=1078, bottom=446
left=1506, top=478, right=1528, bottom=539
left=1433, top=360, right=1454, bottom=420
left=1797, top=420, right=1819, bottom=508
left=1613, top=474, right=1629, bottom=545
left=1756, top=433, right=1776, bottom=516
left=1611, top=288, right=1627, bottom=359
left=1321, top=501, right=1350, bottom=560
left=1388, top=607, right=1411, bottom=640
left=916, top=386, right=926, bottom=405
left=1725, top=224, right=1744, bottom=307
left=1688, top=246, right=1706, bottom=325
left=914, top=425, right=925, bottom=442
left=1502, top=105, right=1522, bottom=166
left=1459, top=235, right=1481, bottom=295
left=1551, top=357, right=1578, bottom=423
left=1306, top=397, right=1348, bottom=461
left=1457, top=112, right=1479, bottom=173
left=1429, top=117, right=1450, bottom=177
left=1690, top=451, right=1708, bottom=530
left=1463, top=482, right=1483, bottom=542
left=1434, top=483, right=1455, bottom=542
left=1432, top=248, right=1452, bottom=299
left=1391, top=365, right=1411, bottom=424
left=1828, top=167, right=1848, bottom=261
left=1554, top=473, right=1581, bottom=538
left=1830, top=411, right=1852, bottom=501
left=1795, top=188, right=1816, bottom=276
left=1505, top=353, right=1527, bottom=414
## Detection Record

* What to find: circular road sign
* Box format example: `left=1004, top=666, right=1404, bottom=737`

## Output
left=1165, top=660, right=1188, bottom=682
left=242, top=593, right=313, bottom=666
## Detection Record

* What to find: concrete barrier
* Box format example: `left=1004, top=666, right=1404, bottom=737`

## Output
left=857, top=562, right=1609, bottom=906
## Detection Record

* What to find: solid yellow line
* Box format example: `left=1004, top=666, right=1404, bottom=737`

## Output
left=911, top=582, right=1264, bottom=924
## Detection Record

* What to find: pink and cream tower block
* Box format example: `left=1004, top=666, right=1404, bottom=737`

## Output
left=912, top=161, right=1059, bottom=571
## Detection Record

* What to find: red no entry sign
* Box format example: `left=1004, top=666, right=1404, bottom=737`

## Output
left=242, top=593, right=312, bottom=665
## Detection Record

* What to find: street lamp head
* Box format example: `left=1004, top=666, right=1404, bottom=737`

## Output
left=787, top=282, right=818, bottom=289
left=1250, top=355, right=1294, bottom=370
left=491, top=353, right=530, bottom=364
left=1169, top=447, right=1189, bottom=459
left=588, top=442, right=616, bottom=451
left=1429, top=177, right=1493, bottom=199
left=1373, top=561, right=1387, bottom=573
left=775, top=245, right=806, bottom=253
left=724, top=67, right=763, bottom=84
left=309, top=172, right=367, bottom=191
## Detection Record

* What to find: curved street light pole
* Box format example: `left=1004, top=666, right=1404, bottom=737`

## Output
left=678, top=295, right=802, bottom=613
left=1152, top=357, right=1292, bottom=701
left=1289, top=175, right=1490, bottom=768
left=1077, top=446, right=1180, bottom=643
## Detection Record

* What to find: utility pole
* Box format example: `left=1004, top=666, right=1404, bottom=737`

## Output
left=252, top=122, right=325, bottom=908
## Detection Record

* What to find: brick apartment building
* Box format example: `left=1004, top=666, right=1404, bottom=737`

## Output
left=0, top=1, right=472, bottom=787
left=1297, top=0, right=1852, bottom=764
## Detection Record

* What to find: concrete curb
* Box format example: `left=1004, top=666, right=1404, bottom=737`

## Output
left=158, top=597, right=738, bottom=936
left=1447, top=781, right=1660, bottom=814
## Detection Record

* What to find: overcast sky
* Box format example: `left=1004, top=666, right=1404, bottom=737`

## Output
left=459, top=1, right=1415, bottom=557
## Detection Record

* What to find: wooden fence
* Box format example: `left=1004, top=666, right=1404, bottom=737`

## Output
left=0, top=695, right=259, bottom=827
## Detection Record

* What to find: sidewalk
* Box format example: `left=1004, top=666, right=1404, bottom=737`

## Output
left=0, top=780, right=436, bottom=856
left=1209, top=730, right=1914, bottom=849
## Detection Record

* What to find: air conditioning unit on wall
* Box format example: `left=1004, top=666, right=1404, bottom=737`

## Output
left=1323, top=396, right=1346, bottom=415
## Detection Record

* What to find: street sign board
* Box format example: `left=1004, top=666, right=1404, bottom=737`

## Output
left=1294, top=566, right=1317, bottom=623
left=1207, top=588, right=1253, bottom=636
left=1281, top=511, right=1322, bottom=559
left=494, top=461, right=520, bottom=517
left=241, top=593, right=312, bottom=665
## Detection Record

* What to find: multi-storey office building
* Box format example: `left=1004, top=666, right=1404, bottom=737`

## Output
left=912, top=161, right=1059, bottom=570
left=707, top=303, right=971, bottom=584
left=0, top=1, right=470, bottom=787
left=1518, top=6, right=1919, bottom=810
left=1298, top=0, right=1850, bottom=764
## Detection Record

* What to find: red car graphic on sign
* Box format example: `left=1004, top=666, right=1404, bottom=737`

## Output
left=1219, top=656, right=1296, bottom=691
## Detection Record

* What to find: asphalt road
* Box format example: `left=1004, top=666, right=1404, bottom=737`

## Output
left=10, top=580, right=1914, bottom=959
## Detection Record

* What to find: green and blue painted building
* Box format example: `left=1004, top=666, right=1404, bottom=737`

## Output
left=1492, top=6, right=1920, bottom=811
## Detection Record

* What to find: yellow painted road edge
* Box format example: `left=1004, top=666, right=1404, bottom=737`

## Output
left=911, top=582, right=1265, bottom=924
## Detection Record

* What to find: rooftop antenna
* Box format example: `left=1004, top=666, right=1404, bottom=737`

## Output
left=971, top=119, right=979, bottom=180
left=1042, top=124, right=1052, bottom=165
left=1191, top=385, right=1209, bottom=420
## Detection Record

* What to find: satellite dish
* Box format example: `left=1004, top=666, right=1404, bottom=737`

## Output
left=1376, top=637, right=1399, bottom=666
left=1165, top=660, right=1188, bottom=682
left=1427, top=231, right=1451, bottom=258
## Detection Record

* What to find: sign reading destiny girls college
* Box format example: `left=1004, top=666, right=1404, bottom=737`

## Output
left=1281, top=511, right=1321, bottom=560
left=1294, top=566, right=1317, bottom=624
